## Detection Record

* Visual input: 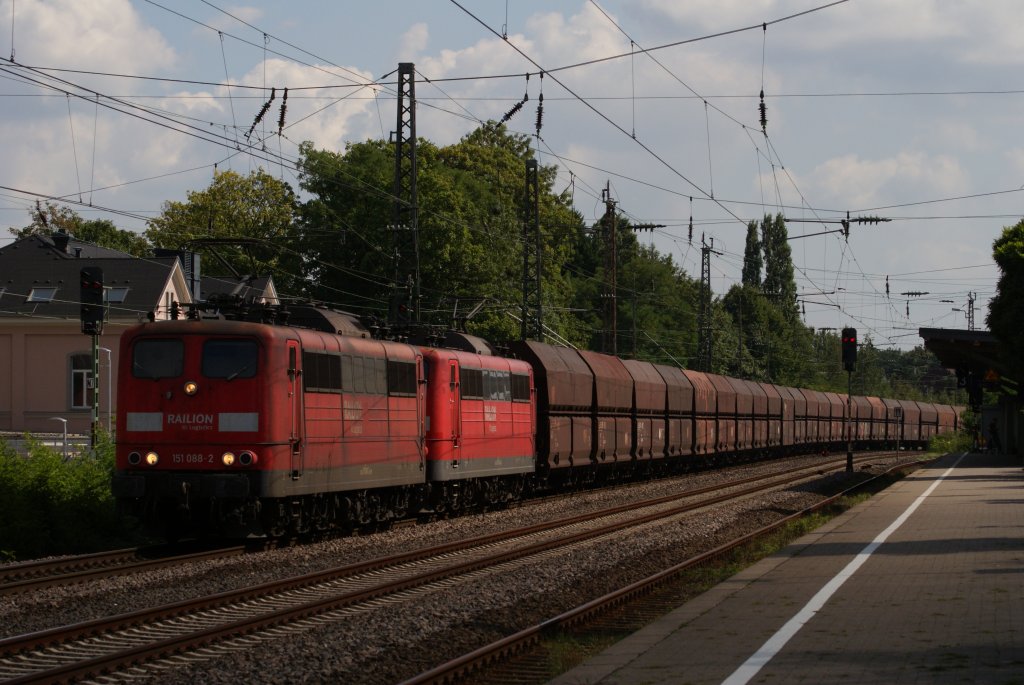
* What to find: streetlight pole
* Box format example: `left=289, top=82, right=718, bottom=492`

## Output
left=50, top=417, right=68, bottom=460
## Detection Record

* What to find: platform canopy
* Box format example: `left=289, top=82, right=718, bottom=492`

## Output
left=919, top=327, right=1012, bottom=408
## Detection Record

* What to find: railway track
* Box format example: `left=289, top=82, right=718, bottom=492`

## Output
left=0, top=544, right=255, bottom=596
left=399, top=456, right=931, bottom=685
left=0, top=452, right=894, bottom=684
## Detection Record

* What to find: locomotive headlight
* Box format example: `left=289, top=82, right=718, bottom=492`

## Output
left=128, top=451, right=141, bottom=466
left=184, top=381, right=198, bottom=396
left=239, top=451, right=257, bottom=466
left=221, top=452, right=236, bottom=466
left=145, top=451, right=159, bottom=466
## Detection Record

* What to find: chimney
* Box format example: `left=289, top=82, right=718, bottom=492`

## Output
left=184, top=251, right=201, bottom=303
left=53, top=229, right=71, bottom=253
left=154, top=248, right=201, bottom=302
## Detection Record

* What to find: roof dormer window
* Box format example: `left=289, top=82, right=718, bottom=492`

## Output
left=105, top=287, right=129, bottom=303
left=26, top=287, right=58, bottom=302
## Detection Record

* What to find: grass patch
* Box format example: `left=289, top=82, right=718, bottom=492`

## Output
left=544, top=631, right=627, bottom=673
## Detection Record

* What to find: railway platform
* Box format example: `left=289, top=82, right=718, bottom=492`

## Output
left=549, top=451, right=1024, bottom=684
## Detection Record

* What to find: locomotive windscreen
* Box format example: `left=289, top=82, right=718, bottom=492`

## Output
left=203, top=339, right=259, bottom=379
left=132, top=339, right=184, bottom=379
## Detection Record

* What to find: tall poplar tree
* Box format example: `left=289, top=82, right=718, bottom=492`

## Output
left=741, top=219, right=762, bottom=288
left=761, top=213, right=799, bottom=322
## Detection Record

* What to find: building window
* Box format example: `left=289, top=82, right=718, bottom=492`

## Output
left=105, top=287, right=129, bottom=303
left=27, top=287, right=58, bottom=302
left=70, top=353, right=93, bottom=409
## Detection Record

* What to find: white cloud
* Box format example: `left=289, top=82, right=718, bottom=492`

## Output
left=1005, top=149, right=1024, bottom=186
left=918, top=121, right=983, bottom=154
left=398, top=23, right=429, bottom=61
left=4, top=0, right=175, bottom=72
left=793, top=151, right=970, bottom=209
left=637, top=0, right=1024, bottom=65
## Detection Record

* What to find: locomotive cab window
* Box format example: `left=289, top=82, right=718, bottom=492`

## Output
left=203, top=339, right=258, bottom=380
left=340, top=355, right=387, bottom=395
left=460, top=367, right=483, bottom=399
left=302, top=351, right=341, bottom=393
left=387, top=360, right=417, bottom=396
left=132, top=339, right=184, bottom=379
left=511, top=373, right=531, bottom=402
left=484, top=369, right=511, bottom=401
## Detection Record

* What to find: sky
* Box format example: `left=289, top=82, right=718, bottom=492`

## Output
left=0, top=0, right=1019, bottom=350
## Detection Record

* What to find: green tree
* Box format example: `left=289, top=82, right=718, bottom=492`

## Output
left=298, top=122, right=585, bottom=343
left=11, top=201, right=151, bottom=257
left=741, top=219, right=762, bottom=288
left=145, top=169, right=302, bottom=291
left=564, top=207, right=699, bottom=360
left=720, top=282, right=815, bottom=385
left=761, top=213, right=799, bottom=322
left=615, top=245, right=698, bottom=363
left=987, top=219, right=1024, bottom=379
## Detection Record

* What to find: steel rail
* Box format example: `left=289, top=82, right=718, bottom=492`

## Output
left=0, top=545, right=250, bottom=596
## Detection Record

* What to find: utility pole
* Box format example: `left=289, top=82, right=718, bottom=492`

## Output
left=80, top=267, right=104, bottom=448
left=521, top=158, right=542, bottom=341
left=602, top=182, right=618, bottom=355
left=967, top=291, right=976, bottom=331
left=390, top=62, right=419, bottom=329
left=697, top=235, right=721, bottom=372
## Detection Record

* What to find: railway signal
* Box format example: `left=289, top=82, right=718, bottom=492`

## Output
left=842, top=327, right=857, bottom=372
left=841, top=327, right=857, bottom=473
left=80, top=267, right=104, bottom=336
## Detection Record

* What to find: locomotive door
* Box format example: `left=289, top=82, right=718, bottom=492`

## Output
left=449, top=360, right=461, bottom=468
left=287, top=341, right=304, bottom=479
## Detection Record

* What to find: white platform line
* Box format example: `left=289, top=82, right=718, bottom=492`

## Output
left=722, top=452, right=967, bottom=685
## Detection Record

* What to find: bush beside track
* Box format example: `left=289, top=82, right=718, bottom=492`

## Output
left=928, top=430, right=974, bottom=455
left=0, top=432, right=146, bottom=561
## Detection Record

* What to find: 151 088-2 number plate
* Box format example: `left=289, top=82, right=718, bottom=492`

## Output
left=172, top=453, right=214, bottom=464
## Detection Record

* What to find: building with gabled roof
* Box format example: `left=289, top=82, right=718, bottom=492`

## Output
left=0, top=230, right=276, bottom=434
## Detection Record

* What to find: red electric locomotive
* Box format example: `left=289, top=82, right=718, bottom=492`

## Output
left=113, top=308, right=430, bottom=537
left=421, top=340, right=536, bottom=511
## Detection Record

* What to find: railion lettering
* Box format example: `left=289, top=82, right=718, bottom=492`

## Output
left=167, top=413, right=215, bottom=425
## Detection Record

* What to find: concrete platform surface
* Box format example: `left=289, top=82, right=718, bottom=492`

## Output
left=549, top=452, right=1024, bottom=685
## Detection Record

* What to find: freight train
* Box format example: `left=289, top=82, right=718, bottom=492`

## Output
left=111, top=305, right=961, bottom=538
